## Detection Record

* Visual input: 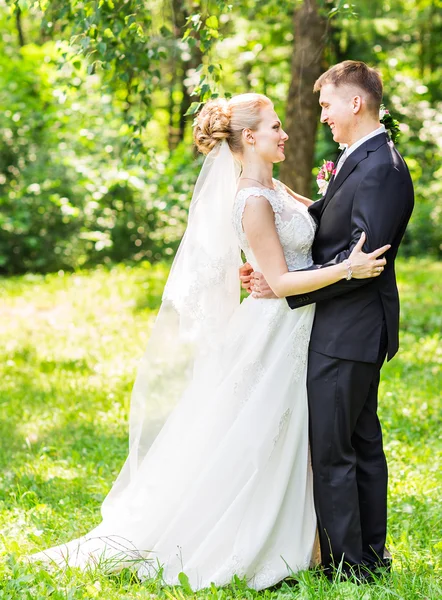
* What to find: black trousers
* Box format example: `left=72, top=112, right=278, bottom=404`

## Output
left=307, top=330, right=388, bottom=573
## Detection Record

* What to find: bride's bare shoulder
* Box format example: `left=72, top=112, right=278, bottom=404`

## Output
left=236, top=182, right=277, bottom=196
left=236, top=184, right=267, bottom=193
left=275, top=179, right=313, bottom=207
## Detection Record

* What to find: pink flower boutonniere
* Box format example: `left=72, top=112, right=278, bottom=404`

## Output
left=316, top=160, right=336, bottom=196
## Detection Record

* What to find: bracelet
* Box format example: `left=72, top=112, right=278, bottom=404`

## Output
left=344, top=259, right=352, bottom=280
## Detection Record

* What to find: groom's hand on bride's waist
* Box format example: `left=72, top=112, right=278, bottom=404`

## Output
left=239, top=263, right=277, bottom=299
left=251, top=272, right=277, bottom=299
left=239, top=262, right=254, bottom=293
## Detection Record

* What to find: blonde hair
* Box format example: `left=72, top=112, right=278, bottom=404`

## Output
left=193, top=93, right=273, bottom=155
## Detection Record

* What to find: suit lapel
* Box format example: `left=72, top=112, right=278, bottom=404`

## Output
left=326, top=148, right=367, bottom=199
left=324, top=147, right=345, bottom=200
left=309, top=148, right=345, bottom=222
left=320, top=133, right=389, bottom=214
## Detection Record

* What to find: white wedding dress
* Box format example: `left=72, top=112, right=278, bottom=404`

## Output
left=32, top=180, right=318, bottom=591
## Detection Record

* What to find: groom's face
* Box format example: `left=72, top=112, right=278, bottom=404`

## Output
left=319, top=83, right=356, bottom=145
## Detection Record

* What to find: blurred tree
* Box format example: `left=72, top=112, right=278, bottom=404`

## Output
left=13, top=2, right=24, bottom=45
left=167, top=0, right=203, bottom=150
left=279, top=0, right=328, bottom=196
left=0, top=0, right=441, bottom=274
left=8, top=0, right=231, bottom=156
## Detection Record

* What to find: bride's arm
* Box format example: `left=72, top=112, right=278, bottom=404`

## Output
left=280, top=182, right=313, bottom=207
left=242, top=195, right=387, bottom=298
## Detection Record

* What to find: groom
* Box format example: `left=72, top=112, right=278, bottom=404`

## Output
left=241, top=61, right=414, bottom=579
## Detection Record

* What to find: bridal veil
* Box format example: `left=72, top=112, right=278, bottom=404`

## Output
left=101, top=140, right=242, bottom=516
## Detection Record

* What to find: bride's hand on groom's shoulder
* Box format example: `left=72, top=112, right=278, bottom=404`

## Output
left=349, top=232, right=391, bottom=279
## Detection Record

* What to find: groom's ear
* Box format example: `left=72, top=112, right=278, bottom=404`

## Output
left=352, top=95, right=363, bottom=114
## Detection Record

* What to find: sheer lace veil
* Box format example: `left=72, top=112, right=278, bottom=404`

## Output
left=101, top=140, right=242, bottom=515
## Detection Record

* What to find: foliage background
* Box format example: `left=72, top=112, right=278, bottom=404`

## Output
left=0, top=2, right=441, bottom=598
left=0, top=0, right=441, bottom=274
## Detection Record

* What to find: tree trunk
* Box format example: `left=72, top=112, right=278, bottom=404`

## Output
left=168, top=0, right=203, bottom=150
left=279, top=0, right=328, bottom=197
left=16, top=6, right=25, bottom=47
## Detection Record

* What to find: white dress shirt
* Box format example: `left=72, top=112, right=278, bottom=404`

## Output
left=335, top=124, right=386, bottom=175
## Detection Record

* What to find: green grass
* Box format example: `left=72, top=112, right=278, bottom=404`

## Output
left=0, top=259, right=441, bottom=599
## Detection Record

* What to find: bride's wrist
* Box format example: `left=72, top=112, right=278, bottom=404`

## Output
left=343, top=259, right=352, bottom=280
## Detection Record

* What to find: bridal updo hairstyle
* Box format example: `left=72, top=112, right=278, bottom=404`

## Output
left=193, top=93, right=273, bottom=155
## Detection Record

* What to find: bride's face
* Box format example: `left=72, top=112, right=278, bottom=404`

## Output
left=253, top=105, right=289, bottom=163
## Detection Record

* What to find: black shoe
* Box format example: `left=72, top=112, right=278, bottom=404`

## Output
left=362, top=549, right=393, bottom=579
left=353, top=560, right=392, bottom=585
left=320, top=563, right=388, bottom=585
left=267, top=576, right=299, bottom=591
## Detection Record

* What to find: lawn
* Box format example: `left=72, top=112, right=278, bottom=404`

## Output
left=0, top=258, right=440, bottom=599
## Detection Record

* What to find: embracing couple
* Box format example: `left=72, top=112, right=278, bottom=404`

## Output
left=32, top=61, right=414, bottom=589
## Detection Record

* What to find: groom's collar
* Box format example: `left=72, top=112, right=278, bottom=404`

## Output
left=340, top=125, right=387, bottom=159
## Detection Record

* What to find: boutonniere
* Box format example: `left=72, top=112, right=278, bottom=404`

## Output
left=316, top=160, right=336, bottom=196
left=380, top=104, right=400, bottom=144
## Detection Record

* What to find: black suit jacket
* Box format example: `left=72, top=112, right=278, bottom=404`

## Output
left=287, top=133, right=414, bottom=363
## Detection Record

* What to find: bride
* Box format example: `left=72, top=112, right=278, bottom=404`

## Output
left=31, top=93, right=388, bottom=590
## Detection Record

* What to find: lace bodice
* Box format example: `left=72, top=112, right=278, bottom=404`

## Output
left=232, top=179, right=317, bottom=271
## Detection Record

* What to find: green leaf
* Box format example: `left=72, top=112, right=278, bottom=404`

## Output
left=200, top=83, right=211, bottom=97
left=205, top=15, right=219, bottom=29
left=80, top=36, right=91, bottom=50
left=185, top=102, right=202, bottom=116
left=178, top=572, right=193, bottom=594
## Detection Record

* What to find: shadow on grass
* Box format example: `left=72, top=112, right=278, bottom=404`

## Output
left=6, top=344, right=95, bottom=376
left=0, top=417, right=128, bottom=513
left=0, top=343, right=132, bottom=468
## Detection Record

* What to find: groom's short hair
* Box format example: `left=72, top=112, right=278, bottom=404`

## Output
left=313, top=61, right=383, bottom=115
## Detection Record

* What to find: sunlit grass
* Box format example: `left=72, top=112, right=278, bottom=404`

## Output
left=0, top=259, right=440, bottom=599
